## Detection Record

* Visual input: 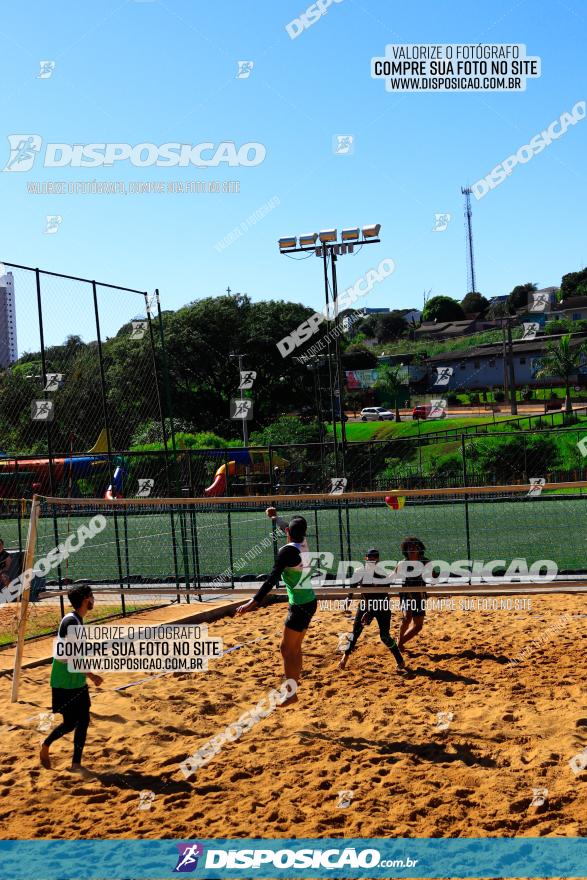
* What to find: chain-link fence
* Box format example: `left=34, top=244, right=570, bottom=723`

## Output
left=0, top=261, right=171, bottom=500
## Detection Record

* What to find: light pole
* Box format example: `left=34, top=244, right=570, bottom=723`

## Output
left=278, top=224, right=381, bottom=477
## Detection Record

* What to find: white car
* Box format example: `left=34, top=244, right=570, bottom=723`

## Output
left=360, top=406, right=394, bottom=421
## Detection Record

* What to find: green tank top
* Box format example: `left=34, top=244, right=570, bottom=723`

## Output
left=50, top=611, right=87, bottom=689
left=282, top=540, right=316, bottom=605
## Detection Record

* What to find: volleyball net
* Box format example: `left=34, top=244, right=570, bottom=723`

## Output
left=17, top=483, right=587, bottom=595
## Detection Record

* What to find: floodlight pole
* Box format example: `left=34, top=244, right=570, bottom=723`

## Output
left=279, top=232, right=381, bottom=482
left=321, top=247, right=341, bottom=476
left=329, top=250, right=348, bottom=472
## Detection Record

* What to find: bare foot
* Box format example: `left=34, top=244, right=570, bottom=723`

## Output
left=339, top=653, right=349, bottom=670
left=278, top=694, right=299, bottom=707
left=68, top=764, right=94, bottom=779
left=40, top=744, right=51, bottom=769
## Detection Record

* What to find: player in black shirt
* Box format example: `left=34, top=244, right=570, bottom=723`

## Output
left=397, top=536, right=429, bottom=652
left=339, top=548, right=406, bottom=672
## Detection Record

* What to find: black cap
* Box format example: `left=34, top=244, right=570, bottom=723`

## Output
left=365, top=548, right=380, bottom=558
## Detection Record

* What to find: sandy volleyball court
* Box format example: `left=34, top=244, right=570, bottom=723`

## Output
left=0, top=595, right=586, bottom=840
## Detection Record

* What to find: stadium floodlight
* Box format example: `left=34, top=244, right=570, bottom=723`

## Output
left=362, top=223, right=381, bottom=239
left=299, top=233, right=318, bottom=247
left=319, top=229, right=337, bottom=243
left=341, top=227, right=360, bottom=241
left=278, top=236, right=297, bottom=250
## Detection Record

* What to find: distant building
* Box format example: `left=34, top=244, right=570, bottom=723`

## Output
left=549, top=295, right=587, bottom=323
left=415, top=316, right=500, bottom=340
left=398, top=308, right=422, bottom=325
left=0, top=271, right=18, bottom=368
left=426, top=332, right=587, bottom=390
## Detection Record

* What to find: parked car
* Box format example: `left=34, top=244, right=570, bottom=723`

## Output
left=412, top=404, right=446, bottom=420
left=360, top=406, right=394, bottom=421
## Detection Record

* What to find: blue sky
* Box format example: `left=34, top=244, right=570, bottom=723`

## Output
left=1, top=0, right=586, bottom=351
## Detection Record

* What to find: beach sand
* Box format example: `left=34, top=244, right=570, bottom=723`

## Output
left=0, top=594, right=586, bottom=840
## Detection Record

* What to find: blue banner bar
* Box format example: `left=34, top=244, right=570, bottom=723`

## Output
left=0, top=838, right=586, bottom=878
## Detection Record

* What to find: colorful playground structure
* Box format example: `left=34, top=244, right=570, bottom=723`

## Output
left=0, top=430, right=126, bottom=499
left=205, top=449, right=289, bottom=496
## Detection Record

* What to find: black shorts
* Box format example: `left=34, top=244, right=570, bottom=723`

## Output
left=400, top=592, right=426, bottom=617
left=285, top=599, right=317, bottom=632
left=51, top=684, right=90, bottom=715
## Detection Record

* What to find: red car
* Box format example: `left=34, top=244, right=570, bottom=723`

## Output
left=412, top=404, right=446, bottom=420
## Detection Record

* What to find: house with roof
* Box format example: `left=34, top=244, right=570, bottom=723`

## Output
left=426, top=332, right=587, bottom=390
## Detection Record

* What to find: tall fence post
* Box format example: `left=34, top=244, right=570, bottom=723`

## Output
left=35, top=270, right=65, bottom=618
left=92, top=281, right=126, bottom=615
left=461, top=435, right=472, bottom=569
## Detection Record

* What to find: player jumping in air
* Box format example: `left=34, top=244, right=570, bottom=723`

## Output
left=339, top=548, right=406, bottom=673
left=236, top=513, right=317, bottom=704
left=397, top=537, right=430, bottom=653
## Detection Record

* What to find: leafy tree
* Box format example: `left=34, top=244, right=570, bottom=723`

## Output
left=374, top=312, right=407, bottom=342
left=375, top=365, right=404, bottom=422
left=249, top=415, right=322, bottom=445
left=534, top=334, right=587, bottom=413
left=473, top=435, right=560, bottom=481
left=341, top=344, right=378, bottom=369
left=560, top=267, right=587, bottom=301
left=422, top=296, right=465, bottom=323
left=507, top=282, right=537, bottom=313
left=461, top=292, right=489, bottom=315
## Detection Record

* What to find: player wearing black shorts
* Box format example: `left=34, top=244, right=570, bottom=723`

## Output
left=339, top=548, right=406, bottom=672
left=40, top=585, right=103, bottom=775
left=398, top=537, right=429, bottom=652
left=236, top=514, right=317, bottom=702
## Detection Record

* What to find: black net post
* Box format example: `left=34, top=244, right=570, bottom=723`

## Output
left=92, top=281, right=126, bottom=616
